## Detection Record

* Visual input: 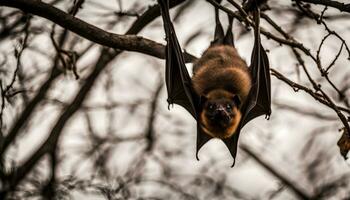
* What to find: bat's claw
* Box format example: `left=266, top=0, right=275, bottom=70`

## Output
left=167, top=99, right=174, bottom=110
left=195, top=152, right=200, bottom=161
left=230, top=159, right=236, bottom=168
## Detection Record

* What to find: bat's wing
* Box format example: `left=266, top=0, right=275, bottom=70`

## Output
left=196, top=123, right=213, bottom=160
left=158, top=0, right=199, bottom=119
left=159, top=0, right=207, bottom=160
left=224, top=15, right=235, bottom=47
left=240, top=9, right=271, bottom=127
left=210, top=0, right=225, bottom=46
left=226, top=9, right=271, bottom=166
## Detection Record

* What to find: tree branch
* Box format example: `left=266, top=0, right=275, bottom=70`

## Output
left=241, top=144, right=312, bottom=200
left=299, top=0, right=350, bottom=13
left=0, top=0, right=188, bottom=196
left=0, top=0, right=194, bottom=159
left=0, top=0, right=196, bottom=62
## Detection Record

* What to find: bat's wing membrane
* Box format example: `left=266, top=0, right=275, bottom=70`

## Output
left=196, top=124, right=213, bottom=160
left=210, top=2, right=225, bottom=46
left=227, top=9, right=271, bottom=166
left=158, top=0, right=199, bottom=119
left=240, top=10, right=271, bottom=126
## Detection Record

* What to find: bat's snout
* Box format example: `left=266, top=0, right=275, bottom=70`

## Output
left=214, top=107, right=231, bottom=125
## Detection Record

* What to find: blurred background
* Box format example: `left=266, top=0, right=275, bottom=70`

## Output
left=0, top=0, right=350, bottom=199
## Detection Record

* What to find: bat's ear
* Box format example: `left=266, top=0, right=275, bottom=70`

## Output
left=232, top=95, right=241, bottom=107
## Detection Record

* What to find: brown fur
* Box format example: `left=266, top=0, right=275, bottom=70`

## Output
left=200, top=90, right=242, bottom=139
left=193, top=45, right=251, bottom=101
left=192, top=45, right=252, bottom=138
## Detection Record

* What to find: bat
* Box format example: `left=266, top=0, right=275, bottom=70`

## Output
left=158, top=0, right=271, bottom=166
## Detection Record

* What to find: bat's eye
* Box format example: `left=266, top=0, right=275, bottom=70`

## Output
left=226, top=104, right=232, bottom=110
left=208, top=103, right=215, bottom=110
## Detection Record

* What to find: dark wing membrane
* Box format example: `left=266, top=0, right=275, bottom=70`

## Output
left=158, top=0, right=199, bottom=119
left=223, top=9, right=271, bottom=166
left=196, top=123, right=213, bottom=160
left=240, top=10, right=271, bottom=126
left=241, top=43, right=271, bottom=124
left=223, top=15, right=234, bottom=47
left=222, top=136, right=239, bottom=167
left=210, top=3, right=225, bottom=46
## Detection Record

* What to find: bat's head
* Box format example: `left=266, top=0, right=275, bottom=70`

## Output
left=200, top=89, right=242, bottom=139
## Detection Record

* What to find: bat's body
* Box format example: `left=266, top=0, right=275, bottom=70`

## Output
left=158, top=0, right=271, bottom=165
left=192, top=45, right=251, bottom=139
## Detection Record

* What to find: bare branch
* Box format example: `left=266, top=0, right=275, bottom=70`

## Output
left=299, top=0, right=350, bottom=13
left=241, top=144, right=312, bottom=200
left=0, top=0, right=196, bottom=62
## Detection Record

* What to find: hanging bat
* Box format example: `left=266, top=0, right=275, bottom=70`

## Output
left=158, top=0, right=271, bottom=166
left=192, top=45, right=252, bottom=139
